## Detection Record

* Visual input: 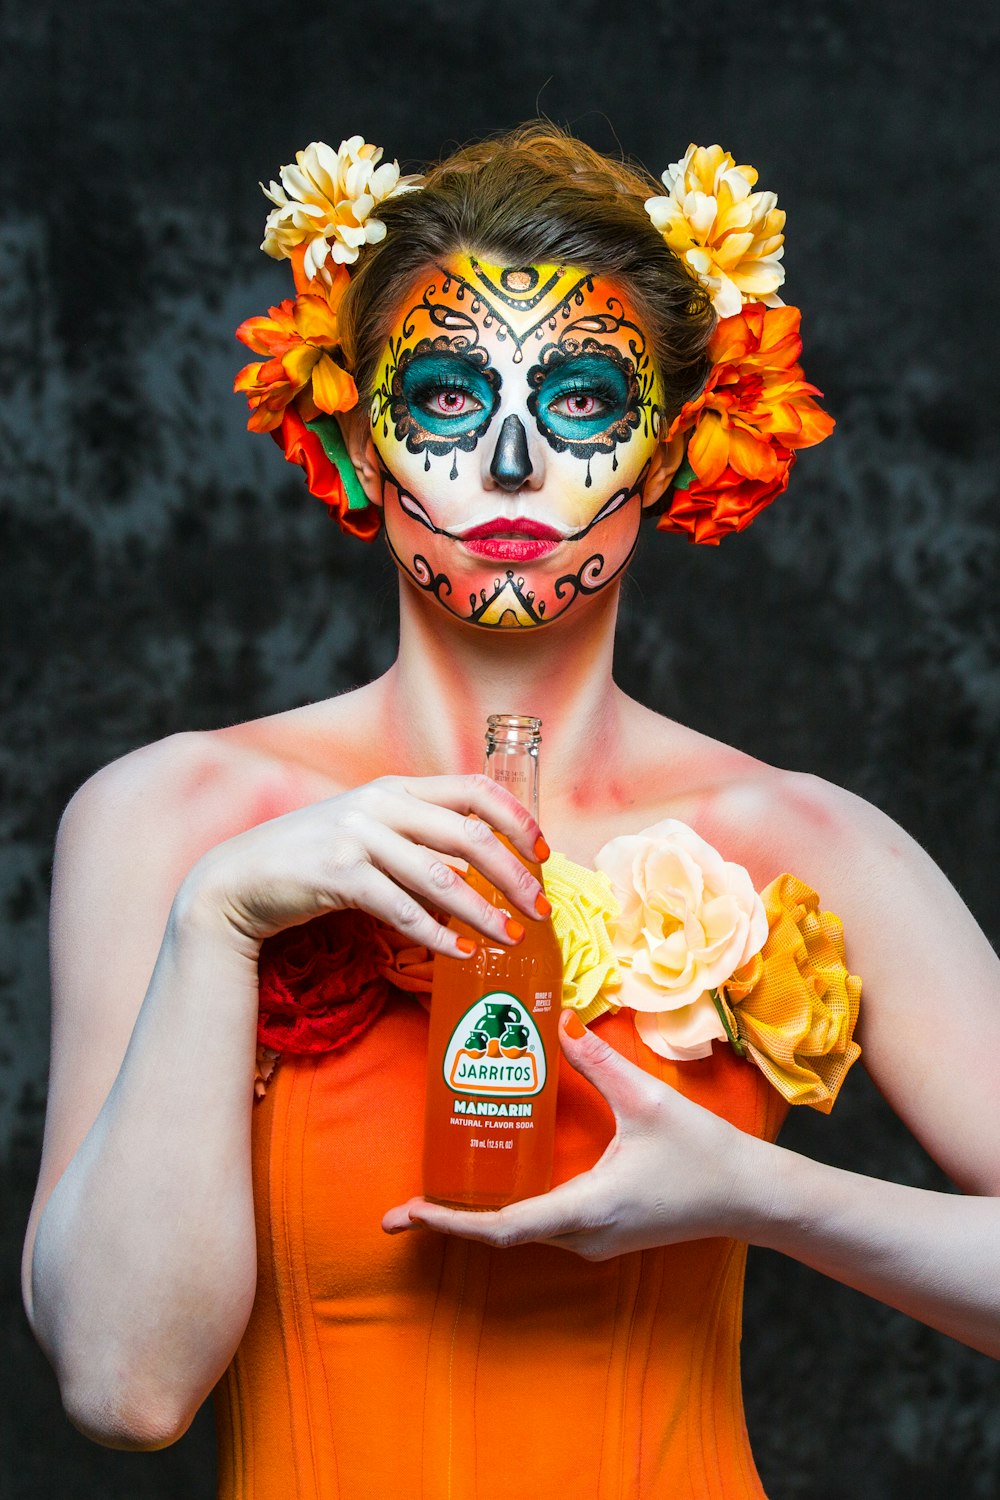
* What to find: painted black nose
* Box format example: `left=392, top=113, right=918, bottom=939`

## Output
left=489, top=415, right=533, bottom=492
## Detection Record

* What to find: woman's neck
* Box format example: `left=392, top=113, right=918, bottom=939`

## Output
left=372, top=580, right=629, bottom=805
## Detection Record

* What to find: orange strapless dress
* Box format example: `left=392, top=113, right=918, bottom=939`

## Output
left=213, top=993, right=787, bottom=1499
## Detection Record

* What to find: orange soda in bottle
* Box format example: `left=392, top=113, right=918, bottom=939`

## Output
left=422, top=714, right=562, bottom=1209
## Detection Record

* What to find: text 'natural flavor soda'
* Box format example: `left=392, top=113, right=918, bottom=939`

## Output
left=422, top=715, right=562, bottom=1209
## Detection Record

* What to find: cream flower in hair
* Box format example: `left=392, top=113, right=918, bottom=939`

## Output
left=645, top=143, right=785, bottom=319
left=261, top=137, right=421, bottom=280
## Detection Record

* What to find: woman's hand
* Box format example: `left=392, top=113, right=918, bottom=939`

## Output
left=178, top=773, right=550, bottom=959
left=383, top=1011, right=769, bottom=1258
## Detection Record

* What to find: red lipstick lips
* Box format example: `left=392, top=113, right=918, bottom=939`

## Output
left=458, top=517, right=564, bottom=561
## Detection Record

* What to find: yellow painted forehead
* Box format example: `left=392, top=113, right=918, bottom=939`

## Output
left=438, top=255, right=599, bottom=339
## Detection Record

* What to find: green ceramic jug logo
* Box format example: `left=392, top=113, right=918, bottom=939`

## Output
left=444, top=991, right=546, bottom=1097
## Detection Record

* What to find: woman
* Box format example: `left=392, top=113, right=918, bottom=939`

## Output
left=21, top=125, right=1000, bottom=1498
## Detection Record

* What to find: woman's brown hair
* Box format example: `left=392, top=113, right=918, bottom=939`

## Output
left=339, top=122, right=715, bottom=422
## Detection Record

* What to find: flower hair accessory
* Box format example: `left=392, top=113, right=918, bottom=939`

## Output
left=234, top=136, right=420, bottom=536
left=645, top=144, right=786, bottom=319
left=235, top=134, right=831, bottom=546
left=260, top=138, right=421, bottom=278
left=645, top=144, right=834, bottom=544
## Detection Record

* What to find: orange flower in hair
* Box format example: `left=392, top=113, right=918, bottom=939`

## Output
left=234, top=261, right=357, bottom=433
left=661, top=304, right=834, bottom=545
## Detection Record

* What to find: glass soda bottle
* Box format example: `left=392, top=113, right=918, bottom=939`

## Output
left=422, top=714, right=563, bottom=1209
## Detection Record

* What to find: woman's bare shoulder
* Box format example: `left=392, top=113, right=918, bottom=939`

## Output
left=69, top=726, right=311, bottom=831
left=74, top=677, right=390, bottom=812
left=621, top=699, right=906, bottom=885
left=678, top=754, right=942, bottom=930
left=60, top=701, right=366, bottom=883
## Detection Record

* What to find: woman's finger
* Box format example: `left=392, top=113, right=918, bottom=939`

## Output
left=389, top=773, right=548, bottom=866
left=382, top=1173, right=602, bottom=1248
left=348, top=819, right=530, bottom=947
left=558, top=1012, right=664, bottom=1123
left=357, top=797, right=546, bottom=924
left=336, top=865, right=475, bottom=958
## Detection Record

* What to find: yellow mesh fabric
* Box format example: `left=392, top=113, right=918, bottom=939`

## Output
left=721, top=873, right=862, bottom=1112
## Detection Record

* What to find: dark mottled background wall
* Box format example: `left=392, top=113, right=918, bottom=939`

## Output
left=3, top=1, right=999, bottom=1494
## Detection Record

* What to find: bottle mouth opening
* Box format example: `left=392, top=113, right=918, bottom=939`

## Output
left=485, top=712, right=542, bottom=746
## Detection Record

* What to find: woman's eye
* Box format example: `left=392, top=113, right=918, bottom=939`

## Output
left=430, top=388, right=481, bottom=416
left=548, top=391, right=606, bottom=419
left=399, top=353, right=497, bottom=433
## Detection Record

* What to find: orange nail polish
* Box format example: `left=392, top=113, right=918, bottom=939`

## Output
left=533, top=834, right=551, bottom=862
left=562, top=1010, right=587, bottom=1039
left=505, top=917, right=525, bottom=943
left=534, top=891, right=552, bottom=917
left=455, top=937, right=477, bottom=955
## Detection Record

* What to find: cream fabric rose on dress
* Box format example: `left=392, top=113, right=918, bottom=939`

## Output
left=594, top=819, right=768, bottom=1060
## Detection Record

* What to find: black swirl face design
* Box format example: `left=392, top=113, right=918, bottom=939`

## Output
left=372, top=272, right=510, bottom=465
left=371, top=262, right=662, bottom=474
left=368, top=257, right=667, bottom=630
left=376, top=456, right=652, bottom=629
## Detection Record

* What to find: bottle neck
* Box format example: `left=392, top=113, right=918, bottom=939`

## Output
left=484, top=715, right=541, bottom=825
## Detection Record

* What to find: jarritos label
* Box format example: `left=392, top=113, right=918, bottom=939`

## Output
left=443, top=992, right=546, bottom=1098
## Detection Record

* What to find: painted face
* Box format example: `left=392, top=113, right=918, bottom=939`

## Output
left=369, top=256, right=666, bottom=628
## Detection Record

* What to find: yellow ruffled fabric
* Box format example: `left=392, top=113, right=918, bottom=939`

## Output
left=542, top=852, right=623, bottom=1025
left=719, top=873, right=862, bottom=1113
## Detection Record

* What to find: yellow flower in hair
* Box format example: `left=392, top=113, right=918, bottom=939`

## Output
left=645, top=143, right=786, bottom=319
left=542, top=852, right=623, bottom=1026
left=261, top=137, right=421, bottom=281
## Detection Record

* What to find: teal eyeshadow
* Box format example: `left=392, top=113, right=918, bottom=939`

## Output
left=536, top=355, right=630, bottom=439
left=400, top=353, right=495, bottom=436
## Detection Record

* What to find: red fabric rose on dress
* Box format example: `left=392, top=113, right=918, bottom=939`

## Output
left=257, top=908, right=394, bottom=1055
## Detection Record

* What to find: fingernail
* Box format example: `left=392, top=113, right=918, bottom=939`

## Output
left=456, top=937, right=478, bottom=955
left=534, top=891, right=552, bottom=918
left=562, top=1010, right=587, bottom=1039
left=533, top=835, right=551, bottom=862
left=505, top=917, right=525, bottom=943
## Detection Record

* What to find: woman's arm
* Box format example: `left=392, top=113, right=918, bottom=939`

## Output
left=743, top=1133, right=1000, bottom=1353
left=25, top=734, right=550, bottom=1449
left=24, top=741, right=262, bottom=1450
left=744, top=771, right=1000, bottom=1352
left=385, top=771, right=1000, bottom=1357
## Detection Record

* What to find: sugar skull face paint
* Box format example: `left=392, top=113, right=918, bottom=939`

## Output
left=369, top=256, right=667, bottom=628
